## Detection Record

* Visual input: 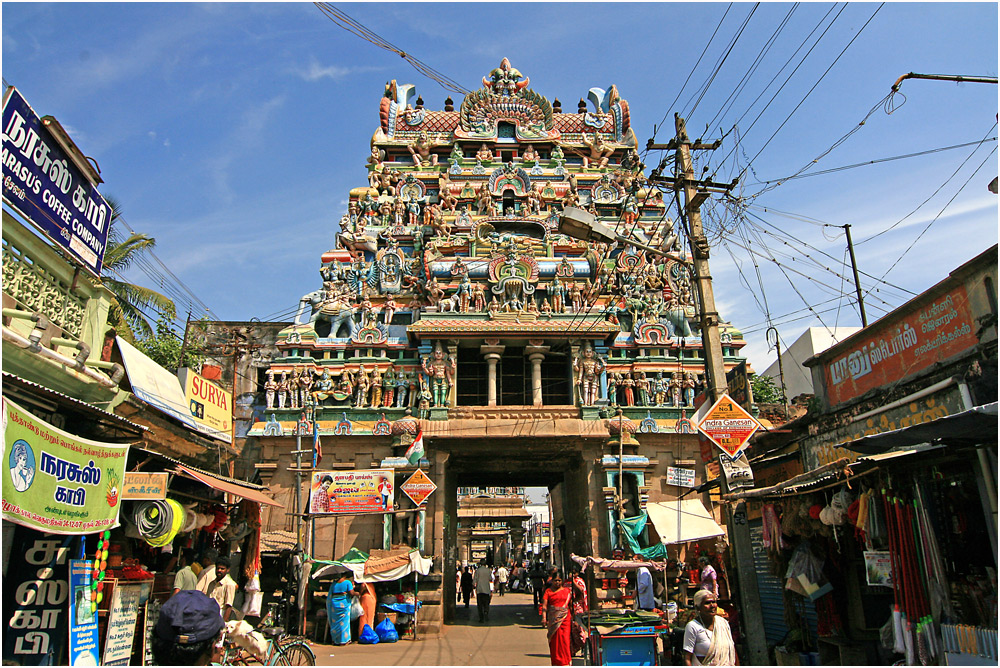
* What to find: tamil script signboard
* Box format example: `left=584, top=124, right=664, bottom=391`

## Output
left=102, top=582, right=144, bottom=665
left=726, top=361, right=754, bottom=411
left=665, top=467, right=696, bottom=488
left=2, top=397, right=129, bottom=534
left=309, top=469, right=394, bottom=515
left=68, top=559, right=99, bottom=665
left=2, top=87, right=111, bottom=275
left=822, top=284, right=978, bottom=406
left=697, top=393, right=761, bottom=458
left=400, top=469, right=437, bottom=506
left=122, top=472, right=167, bottom=500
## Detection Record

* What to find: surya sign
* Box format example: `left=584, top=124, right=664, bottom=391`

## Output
left=178, top=368, right=232, bottom=437
left=823, top=285, right=977, bottom=405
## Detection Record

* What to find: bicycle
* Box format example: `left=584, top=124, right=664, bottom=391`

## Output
left=221, top=626, right=316, bottom=666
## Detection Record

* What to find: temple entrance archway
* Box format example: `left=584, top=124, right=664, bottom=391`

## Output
left=436, top=435, right=602, bottom=624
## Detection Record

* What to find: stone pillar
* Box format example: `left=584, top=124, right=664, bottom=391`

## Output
left=526, top=342, right=550, bottom=407
left=480, top=342, right=505, bottom=407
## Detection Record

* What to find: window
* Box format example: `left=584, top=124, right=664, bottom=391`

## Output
left=541, top=354, right=572, bottom=405
left=456, top=348, right=489, bottom=406
left=500, top=348, right=531, bottom=405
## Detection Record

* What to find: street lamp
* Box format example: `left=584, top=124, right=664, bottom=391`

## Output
left=558, top=206, right=678, bottom=259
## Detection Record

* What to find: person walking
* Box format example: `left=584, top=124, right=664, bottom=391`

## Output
left=496, top=564, right=509, bottom=597
left=327, top=569, right=360, bottom=646
left=460, top=566, right=475, bottom=609
left=539, top=570, right=573, bottom=666
left=172, top=549, right=199, bottom=595
left=474, top=560, right=494, bottom=623
left=698, top=556, right=719, bottom=597
left=530, top=560, right=546, bottom=610
left=683, top=590, right=737, bottom=665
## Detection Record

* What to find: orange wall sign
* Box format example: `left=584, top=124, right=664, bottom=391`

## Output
left=697, top=393, right=761, bottom=457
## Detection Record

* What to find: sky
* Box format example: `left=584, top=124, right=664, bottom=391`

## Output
left=3, top=2, right=997, bottom=375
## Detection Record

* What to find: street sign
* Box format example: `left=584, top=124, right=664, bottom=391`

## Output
left=400, top=469, right=437, bottom=506
left=665, top=466, right=696, bottom=488
left=697, top=392, right=761, bottom=457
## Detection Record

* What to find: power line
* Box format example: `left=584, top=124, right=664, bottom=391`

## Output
left=684, top=3, right=760, bottom=120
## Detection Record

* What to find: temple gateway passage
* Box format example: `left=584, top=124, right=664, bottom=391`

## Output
left=247, top=59, right=753, bottom=633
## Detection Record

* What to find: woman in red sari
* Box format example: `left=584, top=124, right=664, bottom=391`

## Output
left=539, top=570, right=573, bottom=665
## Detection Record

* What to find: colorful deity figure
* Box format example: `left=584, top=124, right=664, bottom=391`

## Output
left=683, top=372, right=697, bottom=407
left=449, top=143, right=463, bottom=166
left=370, top=367, right=384, bottom=408
left=277, top=371, right=289, bottom=409
left=525, top=183, right=543, bottom=215
left=549, top=276, right=566, bottom=313
left=382, top=366, right=396, bottom=407
left=383, top=295, right=398, bottom=326
left=355, top=364, right=370, bottom=408
left=574, top=341, right=606, bottom=407
left=476, top=143, right=494, bottom=163
left=393, top=197, right=407, bottom=231
left=395, top=371, right=410, bottom=408
left=421, top=341, right=456, bottom=408
left=451, top=256, right=469, bottom=278
left=407, top=197, right=422, bottom=227
left=671, top=372, right=684, bottom=408
left=417, top=375, right=432, bottom=419
left=311, top=370, right=335, bottom=405
left=623, top=193, right=639, bottom=228
left=367, top=145, right=385, bottom=186
left=635, top=371, right=650, bottom=407
left=264, top=369, right=278, bottom=410
left=621, top=372, right=635, bottom=406
left=653, top=371, right=668, bottom=406
left=582, top=131, right=615, bottom=169
left=607, top=372, right=619, bottom=407
left=408, top=130, right=439, bottom=166
left=426, top=278, right=445, bottom=309
left=288, top=368, right=302, bottom=410
left=457, top=274, right=473, bottom=313
left=298, top=366, right=314, bottom=408
left=568, top=282, right=584, bottom=313
left=472, top=282, right=487, bottom=312
left=521, top=144, right=538, bottom=164
left=476, top=182, right=495, bottom=216
left=539, top=297, right=552, bottom=314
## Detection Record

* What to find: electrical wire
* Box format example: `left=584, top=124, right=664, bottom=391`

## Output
left=313, top=3, right=470, bottom=96
left=684, top=3, right=760, bottom=120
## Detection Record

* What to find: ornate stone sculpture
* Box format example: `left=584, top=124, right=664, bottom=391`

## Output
left=574, top=341, right=605, bottom=406
left=355, top=364, right=370, bottom=408
left=581, top=131, right=615, bottom=169
left=421, top=341, right=455, bottom=408
left=277, top=371, right=288, bottom=409
left=264, top=369, right=278, bottom=410
left=408, top=130, right=439, bottom=166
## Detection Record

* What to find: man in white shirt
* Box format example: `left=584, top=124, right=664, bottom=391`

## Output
left=204, top=556, right=238, bottom=621
left=496, top=564, right=509, bottom=597
left=474, top=560, right=494, bottom=623
left=636, top=566, right=655, bottom=610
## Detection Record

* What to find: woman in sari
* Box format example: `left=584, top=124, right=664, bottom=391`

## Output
left=683, top=589, right=738, bottom=665
left=327, top=570, right=359, bottom=646
left=358, top=581, right=377, bottom=633
left=539, top=570, right=573, bottom=666
left=568, top=564, right=589, bottom=657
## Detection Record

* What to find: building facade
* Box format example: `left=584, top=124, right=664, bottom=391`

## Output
left=245, top=60, right=754, bottom=632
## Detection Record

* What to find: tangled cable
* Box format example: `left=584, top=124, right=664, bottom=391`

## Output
left=132, top=499, right=185, bottom=547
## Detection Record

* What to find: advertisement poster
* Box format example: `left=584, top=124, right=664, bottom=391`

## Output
left=309, top=469, right=394, bottom=515
left=68, top=559, right=99, bottom=665
left=2, top=397, right=129, bottom=534
left=400, top=469, right=437, bottom=506
left=698, top=393, right=761, bottom=457
left=864, top=551, right=893, bottom=587
left=102, top=582, right=143, bottom=665
left=178, top=368, right=232, bottom=440
left=1, top=524, right=71, bottom=665
left=2, top=87, right=111, bottom=275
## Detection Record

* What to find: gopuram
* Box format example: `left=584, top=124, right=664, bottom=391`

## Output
left=247, top=59, right=752, bottom=632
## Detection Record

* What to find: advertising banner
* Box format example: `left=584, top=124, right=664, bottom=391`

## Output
left=2, top=525, right=71, bottom=665
left=309, top=469, right=394, bottom=515
left=178, top=368, right=232, bottom=440
left=68, top=559, right=99, bottom=665
left=697, top=393, right=761, bottom=457
left=102, top=582, right=144, bottom=665
left=2, top=87, right=111, bottom=275
left=823, top=285, right=978, bottom=406
left=2, top=397, right=129, bottom=534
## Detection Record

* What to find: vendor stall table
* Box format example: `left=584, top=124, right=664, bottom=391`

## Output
left=584, top=610, right=668, bottom=666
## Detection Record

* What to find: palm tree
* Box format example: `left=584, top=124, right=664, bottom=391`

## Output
left=100, top=195, right=175, bottom=343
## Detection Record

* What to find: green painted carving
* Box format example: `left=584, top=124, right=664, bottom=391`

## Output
left=2, top=240, right=85, bottom=338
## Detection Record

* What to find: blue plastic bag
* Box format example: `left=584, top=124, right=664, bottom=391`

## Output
left=375, top=617, right=399, bottom=643
left=359, top=623, right=379, bottom=645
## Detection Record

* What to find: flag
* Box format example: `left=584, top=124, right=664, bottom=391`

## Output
left=313, top=419, right=322, bottom=466
left=404, top=429, right=424, bottom=465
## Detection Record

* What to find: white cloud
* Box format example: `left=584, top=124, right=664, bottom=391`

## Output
left=295, top=59, right=384, bottom=82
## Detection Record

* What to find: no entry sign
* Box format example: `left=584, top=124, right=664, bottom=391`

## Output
left=697, top=393, right=761, bottom=457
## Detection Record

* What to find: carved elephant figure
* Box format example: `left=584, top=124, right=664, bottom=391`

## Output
left=661, top=306, right=693, bottom=338
left=314, top=302, right=359, bottom=339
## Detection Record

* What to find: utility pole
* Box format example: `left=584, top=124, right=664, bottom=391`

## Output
left=648, top=114, right=769, bottom=666
left=843, top=224, right=868, bottom=327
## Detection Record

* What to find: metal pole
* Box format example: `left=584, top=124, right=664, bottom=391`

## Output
left=767, top=326, right=790, bottom=421
left=295, top=422, right=303, bottom=548
left=843, top=224, right=868, bottom=327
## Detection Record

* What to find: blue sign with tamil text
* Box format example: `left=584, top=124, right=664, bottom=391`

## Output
left=2, top=86, right=111, bottom=275
left=68, top=559, right=100, bottom=666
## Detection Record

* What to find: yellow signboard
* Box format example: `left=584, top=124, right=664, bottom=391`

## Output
left=178, top=368, right=232, bottom=440
left=122, top=472, right=168, bottom=500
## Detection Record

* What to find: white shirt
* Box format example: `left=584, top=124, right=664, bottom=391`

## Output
left=636, top=567, right=655, bottom=610
left=683, top=618, right=712, bottom=658
left=497, top=567, right=509, bottom=583
left=196, top=565, right=216, bottom=593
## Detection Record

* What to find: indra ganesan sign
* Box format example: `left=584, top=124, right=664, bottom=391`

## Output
left=697, top=392, right=761, bottom=458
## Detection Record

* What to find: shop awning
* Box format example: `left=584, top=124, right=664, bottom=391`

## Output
left=843, top=402, right=998, bottom=454
left=175, top=464, right=282, bottom=507
left=646, top=499, right=726, bottom=545
left=311, top=548, right=433, bottom=582
left=570, top=554, right=668, bottom=571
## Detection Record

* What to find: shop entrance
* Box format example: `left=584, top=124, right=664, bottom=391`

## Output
left=438, top=436, right=599, bottom=624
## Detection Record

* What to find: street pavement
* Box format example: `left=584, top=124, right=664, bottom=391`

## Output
left=311, top=590, right=558, bottom=666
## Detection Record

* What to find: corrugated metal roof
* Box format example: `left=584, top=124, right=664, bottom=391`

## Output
left=2, top=372, right=148, bottom=433
left=134, top=446, right=268, bottom=491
